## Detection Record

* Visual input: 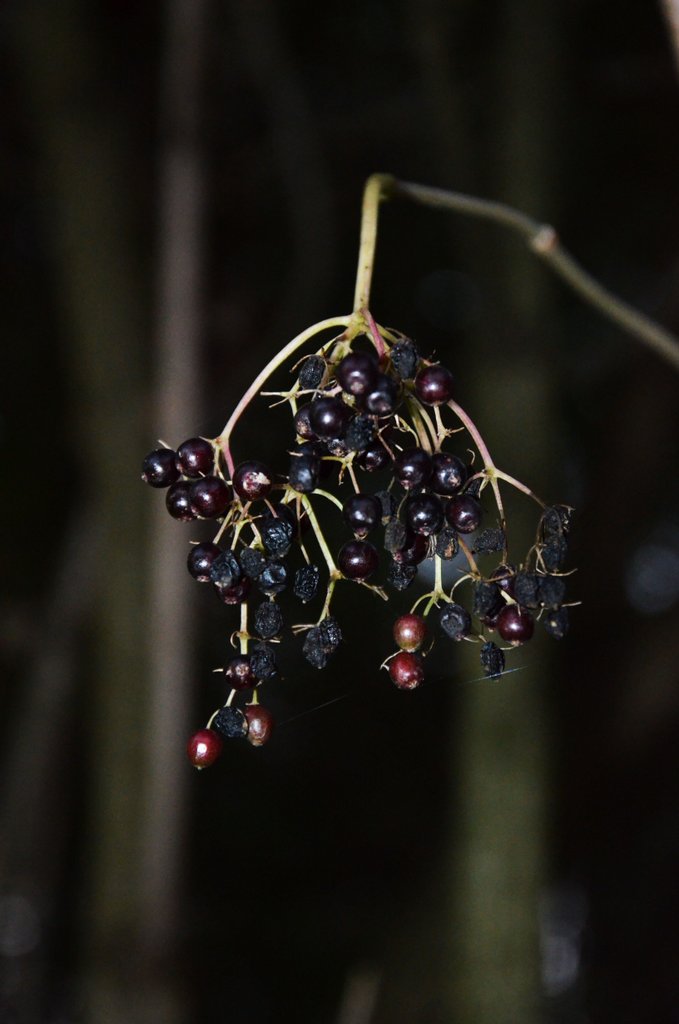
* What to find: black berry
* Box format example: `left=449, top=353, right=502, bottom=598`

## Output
left=257, top=561, right=289, bottom=596
left=189, top=476, right=231, bottom=518
left=414, top=364, right=454, bottom=406
left=431, top=452, right=466, bottom=495
left=343, top=493, right=382, bottom=537
left=338, top=539, right=379, bottom=581
left=445, top=494, right=482, bottom=533
left=298, top=355, right=326, bottom=389
left=176, top=437, right=214, bottom=478
left=166, top=480, right=196, bottom=521
left=254, top=600, right=283, bottom=639
left=142, top=448, right=180, bottom=488
left=394, top=448, right=433, bottom=490
left=480, top=641, right=505, bottom=678
left=294, top=564, right=320, bottom=603
left=404, top=492, right=444, bottom=536
left=309, top=397, right=351, bottom=439
left=390, top=339, right=419, bottom=380
left=187, top=542, right=221, bottom=582
left=336, top=351, right=378, bottom=397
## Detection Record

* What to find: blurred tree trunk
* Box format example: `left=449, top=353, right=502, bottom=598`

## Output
left=450, top=2, right=563, bottom=1021
left=13, top=3, right=151, bottom=1020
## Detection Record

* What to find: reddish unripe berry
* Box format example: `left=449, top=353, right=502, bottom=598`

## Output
left=393, top=613, right=427, bottom=652
left=187, top=728, right=223, bottom=768
left=496, top=605, right=535, bottom=645
left=233, top=460, right=274, bottom=501
left=388, top=650, right=425, bottom=690
left=245, top=704, right=275, bottom=746
left=414, top=364, right=454, bottom=405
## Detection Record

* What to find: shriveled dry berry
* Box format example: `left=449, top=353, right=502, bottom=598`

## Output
left=435, top=527, right=459, bottom=560
left=261, top=513, right=294, bottom=558
left=543, top=607, right=570, bottom=639
left=294, top=565, right=320, bottom=603
left=298, top=354, right=326, bottom=389
left=240, top=547, right=267, bottom=579
left=210, top=551, right=242, bottom=590
left=390, top=338, right=419, bottom=379
left=257, top=561, right=289, bottom=596
left=386, top=559, right=417, bottom=591
left=439, top=603, right=471, bottom=641
left=213, top=705, right=248, bottom=739
left=250, top=642, right=277, bottom=681
left=225, top=655, right=256, bottom=690
left=474, top=528, right=505, bottom=555
left=254, top=600, right=283, bottom=639
left=537, top=574, right=567, bottom=610
left=480, top=641, right=505, bottom=678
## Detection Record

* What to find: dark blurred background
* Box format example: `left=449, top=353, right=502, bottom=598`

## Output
left=2, top=1, right=679, bottom=1022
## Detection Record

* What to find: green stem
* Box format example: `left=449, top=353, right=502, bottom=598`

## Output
left=352, top=174, right=395, bottom=313
left=217, top=315, right=350, bottom=475
left=300, top=494, right=339, bottom=578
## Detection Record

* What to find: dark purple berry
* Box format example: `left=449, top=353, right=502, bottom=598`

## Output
left=338, top=539, right=379, bottom=581
left=336, top=351, right=378, bottom=397
left=362, top=374, right=399, bottom=416
left=445, top=494, right=482, bottom=533
left=187, top=728, right=223, bottom=768
left=233, top=460, right=273, bottom=501
left=389, top=651, right=424, bottom=690
left=308, top=397, right=351, bottom=439
left=393, top=613, right=427, bottom=652
left=431, top=452, right=466, bottom=495
left=343, top=493, right=382, bottom=537
left=187, top=542, right=221, bottom=582
left=224, top=655, right=256, bottom=690
left=142, top=448, right=180, bottom=488
left=394, top=448, right=433, bottom=490
left=294, top=405, right=318, bottom=441
left=496, top=605, right=534, bottom=646
left=176, top=437, right=215, bottom=478
left=492, top=563, right=517, bottom=597
left=245, top=704, right=275, bottom=746
left=212, top=705, right=248, bottom=739
left=404, top=493, right=444, bottom=536
left=189, top=476, right=231, bottom=518
left=166, top=480, right=197, bottom=521
left=356, top=442, right=391, bottom=472
left=393, top=529, right=428, bottom=566
left=414, top=364, right=454, bottom=406
left=439, top=603, right=472, bottom=641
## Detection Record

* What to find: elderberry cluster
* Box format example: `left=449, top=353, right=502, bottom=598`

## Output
left=142, top=321, right=575, bottom=766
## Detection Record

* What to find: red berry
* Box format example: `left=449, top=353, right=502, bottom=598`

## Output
left=496, top=605, right=534, bottom=645
left=393, top=613, right=427, bottom=652
left=187, top=728, right=223, bottom=768
left=233, top=460, right=274, bottom=501
left=245, top=704, right=275, bottom=746
left=388, top=650, right=425, bottom=690
left=414, top=364, right=454, bottom=406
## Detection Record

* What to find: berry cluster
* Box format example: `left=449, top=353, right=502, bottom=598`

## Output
left=142, top=313, right=575, bottom=766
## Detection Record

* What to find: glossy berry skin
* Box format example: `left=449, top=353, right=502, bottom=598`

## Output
left=445, top=494, right=482, bottom=533
left=189, top=476, right=231, bottom=518
left=245, top=704, right=275, bottom=746
left=431, top=452, right=466, bottom=495
left=187, top=542, right=221, bottom=582
left=338, top=539, right=379, bottom=581
left=293, top=405, right=318, bottom=440
left=393, top=613, right=427, bottom=652
left=357, top=443, right=391, bottom=472
left=393, top=529, right=428, bottom=566
left=414, top=364, right=454, bottom=406
left=187, top=728, right=223, bottom=768
left=343, top=494, right=382, bottom=537
left=492, top=563, right=517, bottom=597
left=393, top=448, right=433, bottom=490
left=142, top=448, right=180, bottom=488
left=404, top=493, right=444, bottom=536
left=176, top=437, right=214, bottom=477
left=225, top=655, right=257, bottom=690
left=496, top=605, right=534, bottom=645
left=336, top=351, right=377, bottom=397
left=308, top=397, right=351, bottom=439
left=389, top=650, right=424, bottom=690
left=166, top=480, right=197, bottom=521
left=233, top=460, right=273, bottom=501
left=362, top=374, right=399, bottom=416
